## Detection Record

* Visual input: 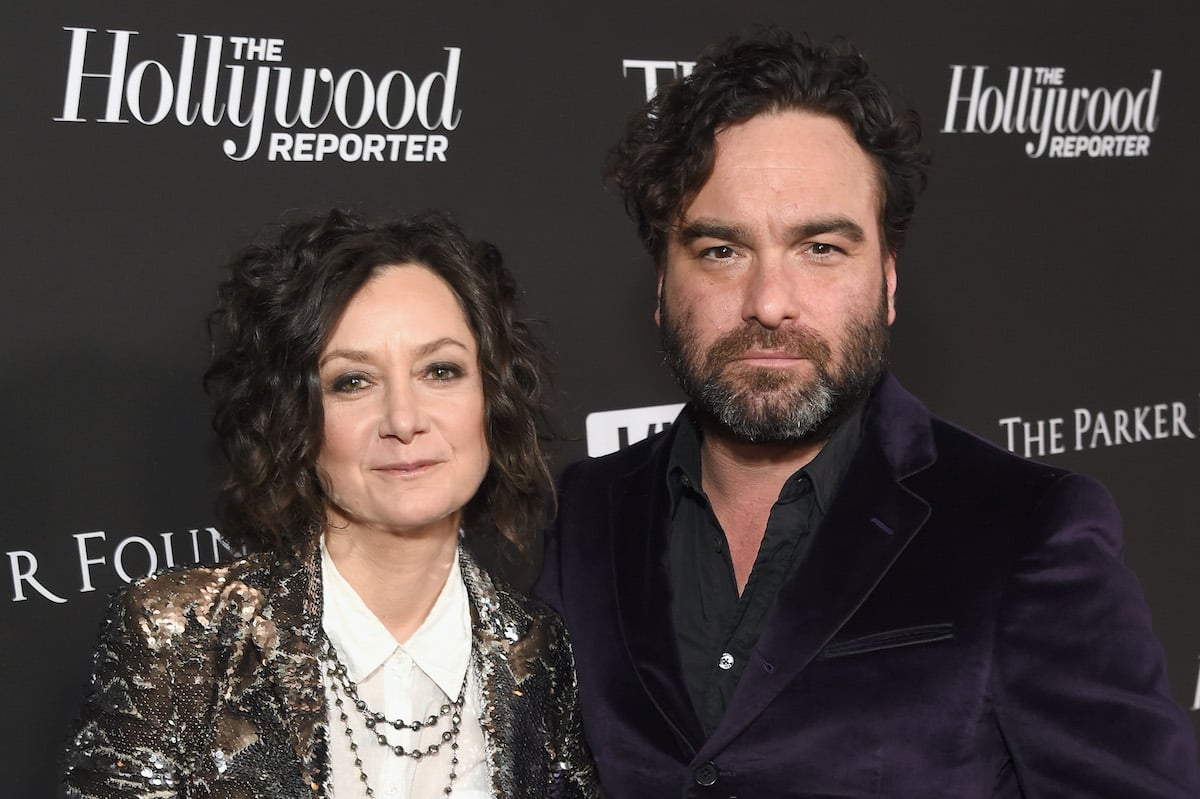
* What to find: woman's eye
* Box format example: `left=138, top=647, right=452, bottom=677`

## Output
left=427, top=363, right=462, bottom=381
left=330, top=374, right=369, bottom=393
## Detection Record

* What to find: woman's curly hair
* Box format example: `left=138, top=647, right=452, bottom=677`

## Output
left=607, top=29, right=930, bottom=262
left=205, top=208, right=552, bottom=578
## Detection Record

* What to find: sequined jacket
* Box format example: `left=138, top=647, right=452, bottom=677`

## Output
left=61, top=539, right=600, bottom=799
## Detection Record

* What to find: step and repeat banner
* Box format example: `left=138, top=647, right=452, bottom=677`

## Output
left=3, top=1, right=1197, bottom=792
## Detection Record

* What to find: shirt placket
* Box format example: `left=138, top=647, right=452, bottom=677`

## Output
left=378, top=649, right=415, bottom=799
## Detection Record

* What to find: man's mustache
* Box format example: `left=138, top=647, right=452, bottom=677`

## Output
left=704, top=324, right=832, bottom=369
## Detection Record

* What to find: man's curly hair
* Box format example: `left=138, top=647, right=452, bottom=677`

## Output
left=608, top=29, right=930, bottom=262
left=205, top=208, right=552, bottom=580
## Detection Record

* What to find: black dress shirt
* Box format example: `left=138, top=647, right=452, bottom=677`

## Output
left=666, top=402, right=865, bottom=735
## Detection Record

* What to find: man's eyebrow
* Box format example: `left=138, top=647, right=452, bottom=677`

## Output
left=675, top=216, right=868, bottom=246
left=790, top=216, right=867, bottom=243
left=676, top=219, right=751, bottom=245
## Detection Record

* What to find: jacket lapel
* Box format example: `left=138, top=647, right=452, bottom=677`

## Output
left=608, top=432, right=707, bottom=751
left=704, top=374, right=937, bottom=754
left=256, top=539, right=332, bottom=795
left=460, top=547, right=546, bottom=797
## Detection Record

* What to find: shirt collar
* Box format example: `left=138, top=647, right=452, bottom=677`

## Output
left=805, top=397, right=866, bottom=512
left=666, top=405, right=704, bottom=515
left=666, top=396, right=868, bottom=514
left=320, top=535, right=473, bottom=698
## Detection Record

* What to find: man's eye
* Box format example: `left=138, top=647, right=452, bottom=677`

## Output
left=807, top=242, right=840, bottom=257
left=700, top=245, right=737, bottom=259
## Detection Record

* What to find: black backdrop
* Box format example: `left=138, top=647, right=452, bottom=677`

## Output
left=3, top=2, right=1197, bottom=794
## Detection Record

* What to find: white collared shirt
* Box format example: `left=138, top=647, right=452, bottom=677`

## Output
left=320, top=537, right=490, bottom=799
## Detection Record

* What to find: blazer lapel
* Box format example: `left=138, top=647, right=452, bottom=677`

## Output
left=460, top=550, right=514, bottom=793
left=257, top=540, right=332, bottom=795
left=460, top=547, right=550, bottom=797
left=608, top=434, right=707, bottom=751
left=704, top=374, right=937, bottom=754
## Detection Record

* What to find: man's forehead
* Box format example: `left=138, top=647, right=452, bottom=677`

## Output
left=711, top=109, right=860, bottom=156
left=674, top=110, right=887, bottom=237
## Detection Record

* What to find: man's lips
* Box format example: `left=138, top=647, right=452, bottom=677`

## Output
left=733, top=350, right=810, bottom=366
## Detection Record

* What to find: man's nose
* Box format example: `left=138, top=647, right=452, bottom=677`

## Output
left=741, top=257, right=801, bottom=329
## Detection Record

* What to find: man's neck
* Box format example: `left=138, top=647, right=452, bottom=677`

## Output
left=699, top=428, right=828, bottom=593
left=699, top=429, right=827, bottom=505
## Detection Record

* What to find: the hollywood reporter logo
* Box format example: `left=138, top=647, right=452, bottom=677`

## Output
left=55, top=27, right=462, bottom=162
left=942, top=65, right=1162, bottom=159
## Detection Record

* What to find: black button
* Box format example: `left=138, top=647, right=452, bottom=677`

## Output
left=693, top=761, right=718, bottom=786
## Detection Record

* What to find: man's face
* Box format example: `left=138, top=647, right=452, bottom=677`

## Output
left=658, top=110, right=896, bottom=443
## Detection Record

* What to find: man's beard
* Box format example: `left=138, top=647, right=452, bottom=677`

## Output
left=660, top=289, right=890, bottom=443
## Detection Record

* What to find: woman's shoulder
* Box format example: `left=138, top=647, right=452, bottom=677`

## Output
left=460, top=550, right=570, bottom=649
left=110, top=552, right=284, bottom=646
left=123, top=551, right=278, bottom=603
left=459, top=549, right=541, bottom=611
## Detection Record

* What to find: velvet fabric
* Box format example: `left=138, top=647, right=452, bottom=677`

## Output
left=538, top=373, right=1199, bottom=798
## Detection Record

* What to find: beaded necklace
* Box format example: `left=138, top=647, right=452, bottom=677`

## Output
left=320, top=634, right=467, bottom=797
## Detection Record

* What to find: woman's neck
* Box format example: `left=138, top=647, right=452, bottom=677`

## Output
left=322, top=515, right=461, bottom=643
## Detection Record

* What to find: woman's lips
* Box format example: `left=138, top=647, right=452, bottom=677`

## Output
left=373, top=460, right=441, bottom=475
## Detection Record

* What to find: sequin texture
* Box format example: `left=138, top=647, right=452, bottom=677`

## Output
left=60, top=538, right=600, bottom=798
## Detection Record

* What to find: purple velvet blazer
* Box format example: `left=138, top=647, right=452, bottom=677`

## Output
left=538, top=373, right=1199, bottom=798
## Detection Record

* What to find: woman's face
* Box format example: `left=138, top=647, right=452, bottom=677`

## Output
left=316, top=264, right=489, bottom=541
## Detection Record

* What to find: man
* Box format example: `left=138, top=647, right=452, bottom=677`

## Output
left=537, top=30, right=1200, bottom=797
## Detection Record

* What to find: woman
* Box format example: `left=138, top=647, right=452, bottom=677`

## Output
left=61, top=209, right=599, bottom=798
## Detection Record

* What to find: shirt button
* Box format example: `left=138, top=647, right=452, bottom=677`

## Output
left=718, top=652, right=734, bottom=670
left=693, top=761, right=718, bottom=786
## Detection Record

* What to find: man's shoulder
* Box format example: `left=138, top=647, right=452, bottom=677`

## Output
left=925, top=412, right=1070, bottom=483
left=561, top=425, right=673, bottom=484
left=871, top=373, right=1070, bottom=486
left=903, top=410, right=1101, bottom=522
left=873, top=394, right=1122, bottom=562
